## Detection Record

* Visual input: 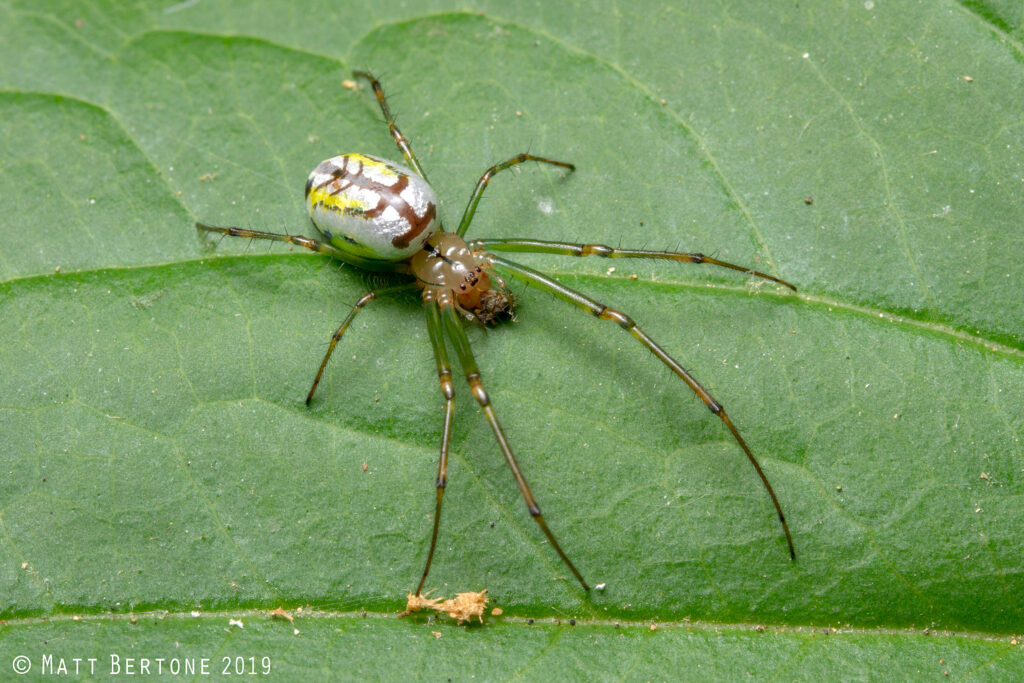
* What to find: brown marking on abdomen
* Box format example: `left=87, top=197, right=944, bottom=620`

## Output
left=328, top=158, right=436, bottom=249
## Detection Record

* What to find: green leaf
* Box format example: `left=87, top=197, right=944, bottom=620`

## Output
left=2, top=0, right=1022, bottom=676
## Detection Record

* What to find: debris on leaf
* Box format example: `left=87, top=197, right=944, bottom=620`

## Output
left=400, top=589, right=489, bottom=624
left=440, top=590, right=489, bottom=624
left=269, top=607, right=294, bottom=622
left=400, top=591, right=444, bottom=616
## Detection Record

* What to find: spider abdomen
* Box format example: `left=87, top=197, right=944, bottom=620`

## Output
left=306, top=153, right=438, bottom=267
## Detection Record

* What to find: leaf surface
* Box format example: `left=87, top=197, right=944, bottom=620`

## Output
left=1, top=1, right=1022, bottom=676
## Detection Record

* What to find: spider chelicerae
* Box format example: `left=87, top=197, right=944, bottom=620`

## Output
left=197, top=71, right=796, bottom=596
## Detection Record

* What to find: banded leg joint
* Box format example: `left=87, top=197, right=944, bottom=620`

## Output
left=596, top=306, right=635, bottom=329
left=466, top=373, right=490, bottom=406
left=438, top=370, right=455, bottom=400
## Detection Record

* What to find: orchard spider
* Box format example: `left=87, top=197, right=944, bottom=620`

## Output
left=197, top=71, right=796, bottom=596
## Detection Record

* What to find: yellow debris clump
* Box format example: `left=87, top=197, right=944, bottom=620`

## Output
left=400, top=589, right=489, bottom=625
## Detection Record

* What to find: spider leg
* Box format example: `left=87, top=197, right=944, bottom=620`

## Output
left=305, top=284, right=417, bottom=405
left=353, top=70, right=429, bottom=181
left=488, top=255, right=796, bottom=560
left=471, top=238, right=796, bottom=291
left=199, top=221, right=409, bottom=272
left=456, top=154, right=575, bottom=238
left=196, top=222, right=347, bottom=258
left=415, top=300, right=455, bottom=595
left=438, top=301, right=589, bottom=590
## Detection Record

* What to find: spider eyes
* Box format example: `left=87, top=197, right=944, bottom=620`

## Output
left=458, top=268, right=483, bottom=291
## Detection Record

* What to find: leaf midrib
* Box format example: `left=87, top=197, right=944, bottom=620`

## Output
left=1, top=606, right=1018, bottom=642
left=5, top=253, right=1020, bottom=360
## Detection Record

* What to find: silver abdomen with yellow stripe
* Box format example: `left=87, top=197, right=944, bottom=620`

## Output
left=306, top=153, right=438, bottom=269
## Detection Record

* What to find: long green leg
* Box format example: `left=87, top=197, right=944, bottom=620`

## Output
left=471, top=238, right=796, bottom=291
left=456, top=154, right=575, bottom=238
left=197, top=222, right=347, bottom=258
left=353, top=70, right=429, bottom=181
left=489, top=255, right=796, bottom=560
left=306, top=284, right=417, bottom=405
left=416, top=300, right=455, bottom=595
left=440, top=303, right=589, bottom=590
left=196, top=222, right=406, bottom=272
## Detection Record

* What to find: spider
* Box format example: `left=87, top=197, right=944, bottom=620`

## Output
left=197, top=71, right=797, bottom=596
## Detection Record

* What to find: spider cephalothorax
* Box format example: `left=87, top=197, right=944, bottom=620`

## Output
left=198, top=71, right=798, bottom=599
left=410, top=232, right=514, bottom=324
